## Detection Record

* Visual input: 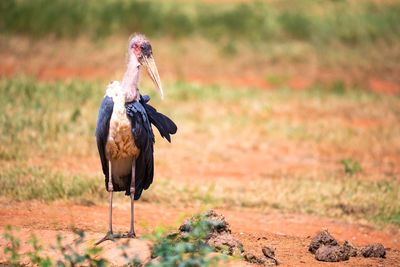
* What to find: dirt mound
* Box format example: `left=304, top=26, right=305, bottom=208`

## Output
left=308, top=230, right=338, bottom=254
left=179, top=210, right=243, bottom=256
left=315, top=245, right=350, bottom=262
left=179, top=210, right=232, bottom=234
left=179, top=210, right=279, bottom=265
left=207, top=233, right=243, bottom=256
left=342, top=240, right=359, bottom=257
left=309, top=230, right=388, bottom=262
left=204, top=210, right=232, bottom=234
left=361, top=243, right=386, bottom=258
left=203, top=210, right=244, bottom=256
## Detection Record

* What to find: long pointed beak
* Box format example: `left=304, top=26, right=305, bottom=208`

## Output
left=143, top=55, right=164, bottom=100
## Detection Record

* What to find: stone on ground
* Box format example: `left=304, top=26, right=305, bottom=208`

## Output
left=361, top=243, right=386, bottom=258
left=308, top=230, right=338, bottom=254
left=315, top=245, right=350, bottom=262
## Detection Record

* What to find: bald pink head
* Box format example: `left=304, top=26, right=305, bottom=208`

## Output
left=127, top=33, right=164, bottom=100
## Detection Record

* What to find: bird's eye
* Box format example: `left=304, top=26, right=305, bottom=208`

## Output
left=140, top=46, right=145, bottom=50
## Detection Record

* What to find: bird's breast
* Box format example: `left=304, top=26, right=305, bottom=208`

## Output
left=106, top=100, right=140, bottom=161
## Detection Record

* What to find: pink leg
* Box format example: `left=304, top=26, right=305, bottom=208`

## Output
left=96, top=162, right=115, bottom=245
left=122, top=160, right=136, bottom=238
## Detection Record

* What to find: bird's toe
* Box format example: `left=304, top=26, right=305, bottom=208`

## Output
left=122, top=231, right=136, bottom=239
left=95, top=231, right=115, bottom=245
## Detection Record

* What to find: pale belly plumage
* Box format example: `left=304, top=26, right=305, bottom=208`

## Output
left=103, top=81, right=140, bottom=188
left=105, top=82, right=140, bottom=161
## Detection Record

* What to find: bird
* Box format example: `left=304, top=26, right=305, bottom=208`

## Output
left=94, top=34, right=177, bottom=245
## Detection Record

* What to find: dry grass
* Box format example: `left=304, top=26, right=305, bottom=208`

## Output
left=1, top=34, right=399, bottom=90
left=0, top=77, right=399, bottom=228
left=141, top=176, right=400, bottom=227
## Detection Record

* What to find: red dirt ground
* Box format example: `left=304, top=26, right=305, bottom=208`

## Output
left=0, top=201, right=399, bottom=266
left=2, top=62, right=399, bottom=95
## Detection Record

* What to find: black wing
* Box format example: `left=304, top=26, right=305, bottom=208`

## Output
left=95, top=96, right=114, bottom=188
left=126, top=100, right=155, bottom=200
left=140, top=95, right=177, bottom=142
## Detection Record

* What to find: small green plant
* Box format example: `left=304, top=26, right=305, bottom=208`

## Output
left=265, top=74, right=289, bottom=87
left=331, top=80, right=346, bottom=95
left=341, top=158, right=362, bottom=175
left=3, top=226, right=107, bottom=267
left=3, top=225, right=21, bottom=266
left=144, top=214, right=227, bottom=266
left=52, top=227, right=108, bottom=267
left=26, top=235, right=52, bottom=267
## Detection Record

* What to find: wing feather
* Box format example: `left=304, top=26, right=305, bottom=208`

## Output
left=140, top=95, right=177, bottom=142
left=95, top=93, right=177, bottom=200
left=126, top=100, right=154, bottom=200
left=95, top=96, right=114, bottom=189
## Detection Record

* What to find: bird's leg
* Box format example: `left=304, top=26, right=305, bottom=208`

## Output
left=96, top=161, right=115, bottom=245
left=107, top=167, right=114, bottom=234
left=123, top=159, right=136, bottom=238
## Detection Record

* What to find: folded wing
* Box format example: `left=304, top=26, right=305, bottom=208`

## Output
left=95, top=96, right=114, bottom=189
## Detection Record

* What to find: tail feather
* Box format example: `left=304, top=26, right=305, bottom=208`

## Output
left=140, top=95, right=177, bottom=142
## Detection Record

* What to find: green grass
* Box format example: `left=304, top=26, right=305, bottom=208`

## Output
left=0, top=77, right=100, bottom=160
left=0, top=77, right=399, bottom=228
left=1, top=76, right=398, bottom=159
left=1, top=0, right=399, bottom=46
left=1, top=163, right=398, bottom=227
left=0, top=165, right=103, bottom=204
left=141, top=176, right=400, bottom=227
left=1, top=76, right=394, bottom=161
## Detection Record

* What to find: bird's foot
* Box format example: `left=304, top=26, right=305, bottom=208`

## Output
left=95, top=231, right=115, bottom=246
left=121, top=231, right=136, bottom=239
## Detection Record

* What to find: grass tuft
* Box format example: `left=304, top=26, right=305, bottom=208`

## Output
left=341, top=159, right=362, bottom=175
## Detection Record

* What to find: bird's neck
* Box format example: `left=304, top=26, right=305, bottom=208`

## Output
left=121, top=57, right=140, bottom=102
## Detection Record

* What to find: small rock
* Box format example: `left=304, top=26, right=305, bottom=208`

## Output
left=207, top=233, right=244, bottom=256
left=361, top=243, right=386, bottom=258
left=244, top=251, right=278, bottom=266
left=315, top=245, right=350, bottom=262
left=262, top=246, right=276, bottom=258
left=309, top=230, right=338, bottom=254
left=262, top=246, right=279, bottom=265
left=244, top=252, right=262, bottom=265
left=342, top=240, right=359, bottom=257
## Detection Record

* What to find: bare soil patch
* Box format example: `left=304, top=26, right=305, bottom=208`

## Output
left=1, top=201, right=399, bottom=266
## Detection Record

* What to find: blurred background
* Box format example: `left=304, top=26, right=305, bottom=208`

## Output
left=0, top=0, right=399, bottom=261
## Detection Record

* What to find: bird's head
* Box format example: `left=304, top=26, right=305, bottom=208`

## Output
left=129, top=34, right=164, bottom=99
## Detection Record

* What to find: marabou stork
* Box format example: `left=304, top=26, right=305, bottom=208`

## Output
left=95, top=34, right=177, bottom=244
